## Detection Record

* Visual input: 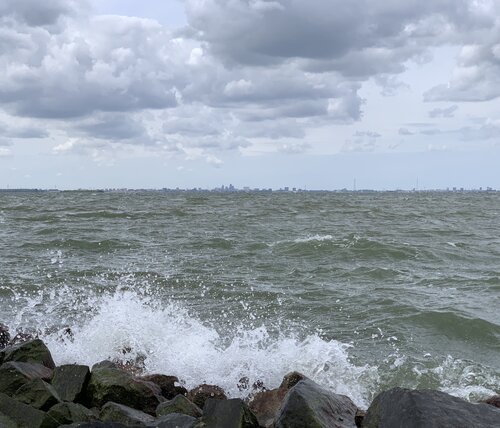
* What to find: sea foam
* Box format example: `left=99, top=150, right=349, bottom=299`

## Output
left=40, top=289, right=377, bottom=407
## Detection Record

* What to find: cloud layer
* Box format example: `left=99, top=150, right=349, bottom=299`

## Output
left=1, top=0, right=499, bottom=164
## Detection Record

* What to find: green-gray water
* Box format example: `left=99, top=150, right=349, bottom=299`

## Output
left=0, top=191, right=498, bottom=406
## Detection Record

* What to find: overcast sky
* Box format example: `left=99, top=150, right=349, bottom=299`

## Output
left=1, top=0, right=499, bottom=190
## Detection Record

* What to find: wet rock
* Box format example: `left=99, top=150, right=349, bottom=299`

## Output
left=275, top=378, right=358, bottom=428
left=92, top=361, right=119, bottom=370
left=149, top=413, right=197, bottom=428
left=58, top=423, right=128, bottom=427
left=156, top=394, right=202, bottom=418
left=483, top=395, right=500, bottom=408
left=85, top=366, right=163, bottom=415
left=141, top=374, right=188, bottom=399
left=197, top=398, right=259, bottom=428
left=0, top=339, right=55, bottom=369
left=0, top=391, right=59, bottom=428
left=13, top=377, right=61, bottom=410
left=52, top=364, right=91, bottom=402
left=46, top=402, right=97, bottom=426
left=248, top=371, right=306, bottom=427
left=354, top=409, right=365, bottom=427
left=0, top=413, right=18, bottom=428
left=363, top=388, right=500, bottom=428
left=0, top=361, right=53, bottom=396
left=187, top=384, right=226, bottom=409
left=0, top=323, right=10, bottom=351
left=100, top=402, right=156, bottom=426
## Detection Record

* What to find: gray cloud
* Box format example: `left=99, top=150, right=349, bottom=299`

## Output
left=429, top=105, right=458, bottom=118
left=1, top=0, right=499, bottom=162
left=399, top=128, right=414, bottom=136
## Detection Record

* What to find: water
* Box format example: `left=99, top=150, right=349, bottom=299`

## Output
left=0, top=191, right=499, bottom=407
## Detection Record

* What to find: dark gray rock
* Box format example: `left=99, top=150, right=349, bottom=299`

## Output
left=0, top=361, right=53, bottom=396
left=13, top=377, right=61, bottom=410
left=482, top=395, right=500, bottom=408
left=100, top=402, right=156, bottom=426
left=156, top=394, right=202, bottom=418
left=187, top=384, right=226, bottom=409
left=0, top=391, right=59, bottom=428
left=0, top=339, right=55, bottom=369
left=58, top=423, right=128, bottom=427
left=197, top=398, right=259, bottom=428
left=249, top=371, right=306, bottom=427
left=140, top=374, right=188, bottom=399
left=275, top=379, right=357, bottom=428
left=92, top=361, right=119, bottom=370
left=85, top=366, right=162, bottom=414
left=0, top=412, right=18, bottom=428
left=363, top=388, right=500, bottom=428
left=0, top=323, right=10, bottom=351
left=149, top=413, right=197, bottom=428
left=52, top=364, right=91, bottom=402
left=46, top=402, right=97, bottom=426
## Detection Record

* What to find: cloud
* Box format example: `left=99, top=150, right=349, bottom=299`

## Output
left=428, top=105, right=458, bottom=118
left=398, top=128, right=414, bottom=136
left=342, top=130, right=381, bottom=152
left=1, top=0, right=500, bottom=163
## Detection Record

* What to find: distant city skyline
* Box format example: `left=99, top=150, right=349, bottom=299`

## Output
left=1, top=1, right=499, bottom=189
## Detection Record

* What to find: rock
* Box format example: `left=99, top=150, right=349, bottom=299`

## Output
left=187, top=384, right=226, bottom=409
left=354, top=409, right=365, bottom=427
left=85, top=366, right=163, bottom=415
left=156, top=394, right=202, bottom=418
left=249, top=371, right=306, bottom=427
left=0, top=391, right=59, bottom=428
left=92, top=361, right=119, bottom=370
left=13, top=377, right=61, bottom=410
left=150, top=413, right=197, bottom=428
left=58, top=423, right=128, bottom=427
left=0, top=413, right=18, bottom=428
left=140, top=374, right=188, bottom=399
left=52, top=364, right=91, bottom=402
left=0, top=361, right=53, bottom=396
left=483, top=395, right=500, bottom=408
left=0, top=323, right=10, bottom=351
left=0, top=339, right=55, bottom=369
left=46, top=402, right=97, bottom=426
left=275, top=379, right=357, bottom=428
left=363, top=388, right=500, bottom=428
left=100, top=402, right=156, bottom=426
left=197, top=398, right=259, bottom=428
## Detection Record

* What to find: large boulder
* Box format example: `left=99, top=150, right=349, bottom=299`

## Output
left=0, top=361, right=53, bottom=396
left=100, top=402, right=156, bottom=426
left=275, top=379, right=358, bottom=428
left=248, top=371, right=306, bottom=427
left=0, top=392, right=59, bottom=428
left=149, top=413, right=197, bottom=428
left=140, top=374, right=188, bottom=399
left=52, top=364, right=91, bottom=403
left=13, top=377, right=61, bottom=410
left=46, top=402, right=97, bottom=426
left=197, top=398, right=259, bottom=428
left=363, top=388, right=500, bottom=428
left=156, top=394, right=202, bottom=418
left=85, top=366, right=163, bottom=415
left=187, top=384, right=226, bottom=409
left=0, top=339, right=55, bottom=369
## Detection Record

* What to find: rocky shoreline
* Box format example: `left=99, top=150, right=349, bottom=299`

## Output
left=0, top=326, right=499, bottom=427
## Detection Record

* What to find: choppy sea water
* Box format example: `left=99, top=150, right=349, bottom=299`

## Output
left=0, top=191, right=499, bottom=407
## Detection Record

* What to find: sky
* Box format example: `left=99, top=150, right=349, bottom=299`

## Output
left=0, top=0, right=499, bottom=190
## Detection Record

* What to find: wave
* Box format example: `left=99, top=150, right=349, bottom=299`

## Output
left=29, top=290, right=378, bottom=407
